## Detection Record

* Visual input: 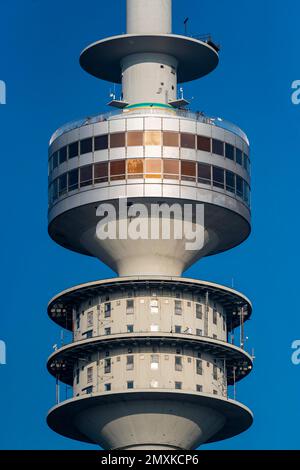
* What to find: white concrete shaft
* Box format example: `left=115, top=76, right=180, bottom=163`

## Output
left=121, top=53, right=177, bottom=104
left=126, top=0, right=172, bottom=34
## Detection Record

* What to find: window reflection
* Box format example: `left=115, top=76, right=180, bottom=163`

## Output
left=213, top=166, right=224, bottom=188
left=127, top=131, right=143, bottom=146
left=94, top=162, right=108, bottom=183
left=94, top=135, right=109, bottom=151
left=212, top=139, right=224, bottom=156
left=110, top=132, right=126, bottom=148
left=181, top=160, right=196, bottom=181
left=145, top=159, right=162, bottom=178
left=144, top=131, right=162, bottom=146
left=163, top=159, right=179, bottom=179
left=110, top=160, right=125, bottom=180
left=197, top=136, right=211, bottom=152
left=198, top=163, right=211, bottom=185
left=163, top=132, right=179, bottom=147
left=181, top=133, right=195, bottom=149
left=80, top=165, right=93, bottom=187
left=127, top=159, right=144, bottom=178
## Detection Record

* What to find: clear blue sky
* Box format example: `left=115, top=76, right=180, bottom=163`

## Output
left=0, top=0, right=299, bottom=450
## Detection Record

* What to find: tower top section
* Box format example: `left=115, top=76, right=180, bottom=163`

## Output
left=126, top=0, right=172, bottom=35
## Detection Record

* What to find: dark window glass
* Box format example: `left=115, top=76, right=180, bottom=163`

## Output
left=110, top=132, right=125, bottom=148
left=244, top=154, right=250, bottom=173
left=197, top=135, right=211, bottom=152
left=58, top=173, right=67, bottom=196
left=236, top=148, right=243, bottom=165
left=163, top=159, right=179, bottom=179
left=104, top=383, right=111, bottom=391
left=59, top=146, right=67, bottom=164
left=225, top=143, right=235, bottom=161
left=212, top=166, right=224, bottom=188
left=198, top=163, right=211, bottom=185
left=80, top=137, right=93, bottom=155
left=181, top=161, right=196, bottom=181
left=175, top=382, right=182, bottom=390
left=104, top=358, right=111, bottom=374
left=52, top=179, right=58, bottom=202
left=212, top=139, right=224, bottom=156
left=244, top=181, right=250, bottom=205
left=94, top=162, right=108, bottom=183
left=68, top=168, right=79, bottom=191
left=181, top=133, right=195, bottom=149
left=80, top=165, right=93, bottom=187
left=127, top=131, right=143, bottom=146
left=94, top=134, right=109, bottom=151
left=236, top=175, right=243, bottom=198
left=196, top=359, right=203, bottom=375
left=163, top=131, right=179, bottom=147
left=226, top=170, right=235, bottom=193
left=69, top=141, right=79, bottom=159
left=110, top=160, right=125, bottom=180
left=52, top=151, right=59, bottom=169
left=127, top=381, right=134, bottom=389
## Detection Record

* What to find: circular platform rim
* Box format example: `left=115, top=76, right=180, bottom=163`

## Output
left=79, top=34, right=219, bottom=83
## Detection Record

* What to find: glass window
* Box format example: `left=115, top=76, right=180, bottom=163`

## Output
left=197, top=135, right=211, bottom=152
left=127, top=381, right=134, bottom=389
left=225, top=143, right=235, bottom=161
left=213, top=309, right=218, bottom=324
left=196, top=384, right=203, bottom=392
left=196, top=304, right=202, bottom=319
left=110, top=160, right=125, bottom=180
left=163, top=131, right=179, bottom=147
left=163, top=159, right=179, bottom=179
left=104, top=358, right=111, bottom=374
left=151, top=354, right=159, bottom=370
left=59, top=146, right=67, bottom=164
left=144, top=131, right=162, bottom=146
left=104, top=302, right=111, bottom=318
left=58, top=173, right=67, bottom=196
left=80, top=165, right=93, bottom=187
left=181, top=133, right=195, bottom=149
left=236, top=147, right=243, bottom=165
left=175, top=300, right=182, bottom=315
left=127, top=325, right=134, bottom=333
left=86, top=330, right=93, bottom=338
left=181, top=160, right=196, bottom=181
left=198, top=163, right=211, bottom=185
left=104, top=327, right=111, bottom=335
left=212, top=139, right=224, bottom=156
left=104, top=383, right=111, bottom=391
left=226, top=170, right=235, bottom=193
left=145, top=159, right=162, bottom=178
left=213, top=365, right=218, bottom=380
left=196, top=329, right=203, bottom=336
left=69, top=141, right=79, bottom=159
left=75, top=369, right=79, bottom=384
left=85, top=386, right=93, bottom=394
left=94, top=162, right=108, bottom=183
left=175, top=325, right=182, bottom=334
left=126, top=299, right=134, bottom=314
left=87, top=311, right=93, bottom=327
left=126, top=355, right=134, bottom=370
left=52, top=151, right=59, bottom=170
left=68, top=168, right=79, bottom=191
left=212, top=166, right=224, bottom=189
left=175, top=356, right=182, bottom=371
left=52, top=179, right=58, bottom=202
left=127, top=159, right=144, bottom=178
left=127, top=131, right=143, bottom=146
left=110, top=132, right=125, bottom=148
left=87, top=366, right=93, bottom=384
left=236, top=175, right=243, bottom=198
left=94, top=134, right=108, bottom=151
left=196, top=359, right=203, bottom=375
left=244, top=154, right=250, bottom=173
left=80, top=137, right=93, bottom=155
left=244, top=181, right=250, bottom=205
left=175, top=381, right=182, bottom=390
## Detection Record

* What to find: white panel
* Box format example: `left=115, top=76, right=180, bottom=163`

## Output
left=224, top=130, right=235, bottom=145
left=126, top=117, right=144, bottom=130
left=180, top=149, right=196, bottom=160
left=145, top=146, right=162, bottom=157
left=196, top=151, right=212, bottom=163
left=211, top=126, right=225, bottom=141
left=109, top=119, right=126, bottom=133
left=163, top=147, right=179, bottom=158
left=180, top=119, right=196, bottom=133
left=79, top=153, right=93, bottom=166
left=126, top=146, right=144, bottom=158
left=66, top=129, right=80, bottom=144
left=197, top=122, right=212, bottom=137
left=93, top=121, right=109, bottom=135
left=94, top=150, right=109, bottom=162
left=79, top=125, right=93, bottom=139
left=144, top=117, right=162, bottom=130
left=162, top=117, right=180, bottom=131
left=108, top=185, right=126, bottom=199
left=58, top=162, right=67, bottom=175
left=67, top=158, right=79, bottom=171
left=126, top=184, right=145, bottom=197
left=144, top=184, right=162, bottom=197
left=180, top=185, right=198, bottom=200
left=162, top=184, right=180, bottom=198
left=110, top=148, right=126, bottom=160
left=235, top=136, right=244, bottom=151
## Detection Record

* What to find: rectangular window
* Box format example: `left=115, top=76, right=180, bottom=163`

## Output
left=80, top=137, right=93, bottom=155
left=127, top=159, right=144, bottom=178
left=196, top=384, right=203, bottom=392
left=213, top=365, right=218, bottom=380
left=213, top=389, right=218, bottom=395
left=163, top=159, right=180, bottom=179
left=59, top=146, right=67, bottom=164
left=175, top=325, right=182, bottom=334
left=197, top=135, right=211, bottom=152
left=127, top=131, right=143, bottom=146
left=181, top=133, right=195, bottom=149
left=225, top=143, right=235, bottom=160
left=104, top=358, right=111, bottom=374
left=196, top=359, right=203, bottom=375
left=87, top=311, right=93, bottom=327
left=85, top=386, right=93, bottom=394
left=196, top=329, right=203, bottom=336
left=104, top=327, right=111, bottom=335
left=175, top=356, right=183, bottom=371
left=236, top=175, right=243, bottom=198
left=94, top=134, right=108, bottom=151
left=144, top=131, right=161, bottom=146
left=87, top=366, right=93, bottom=384
left=244, top=181, right=250, bottom=205
left=69, top=141, right=79, bottom=159
left=126, top=299, right=134, bottom=314
left=163, top=131, right=179, bottom=147
left=150, top=324, right=159, bottom=332
left=243, top=153, right=249, bottom=171
left=127, top=325, right=134, bottom=333
left=181, top=160, right=196, bottom=181
left=145, top=159, right=162, bottom=178
left=110, top=160, right=125, bottom=180
left=58, top=173, right=67, bottom=197
left=196, top=304, right=202, bottom=319
left=212, top=166, right=224, bottom=189
left=236, top=147, right=243, bottom=165
left=213, top=309, right=218, bottom=325
left=127, top=381, right=134, bottom=389
left=226, top=170, right=235, bottom=193
left=223, top=317, right=226, bottom=331
left=68, top=168, right=79, bottom=191
left=110, top=132, right=125, bottom=148
left=80, top=165, right=93, bottom=187
left=52, top=151, right=59, bottom=169
left=94, top=162, right=108, bottom=183
left=198, top=163, right=211, bottom=185
left=75, top=369, right=79, bottom=384
left=151, top=354, right=159, bottom=370
left=175, top=381, right=182, bottom=390
left=212, top=139, right=224, bottom=156
left=104, top=383, right=111, bottom=391
left=126, top=355, right=134, bottom=371
left=175, top=300, right=182, bottom=315
left=86, top=330, right=93, bottom=339
left=104, top=302, right=111, bottom=318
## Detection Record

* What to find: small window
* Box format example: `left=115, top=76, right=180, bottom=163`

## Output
left=163, top=159, right=180, bottom=179
left=213, top=365, right=218, bottom=380
left=80, top=165, right=93, bottom=187
left=197, top=135, right=211, bottom=152
left=87, top=311, right=93, bottom=327
left=94, top=162, right=108, bottom=184
left=85, top=386, right=93, bottom=394
left=104, top=383, right=111, bottom=391
left=196, top=329, right=203, bottom=336
left=212, top=166, right=224, bottom=189
left=110, top=132, right=126, bottom=148
left=226, top=170, right=235, bottom=193
left=198, top=163, right=211, bottom=185
left=196, top=384, right=203, bottom=392
left=175, top=381, right=182, bottom=390
left=104, top=358, right=111, bottom=374
left=196, top=359, right=203, bottom=375
left=175, top=325, right=181, bottom=334
left=127, top=381, right=134, bottom=389
left=58, top=174, right=67, bottom=196
left=127, top=324, right=134, bottom=333
left=223, top=317, right=226, bottom=331
left=213, top=389, right=218, bottom=396
left=104, top=327, right=111, bottom=335
left=236, top=175, right=243, bottom=198
left=68, top=168, right=79, bottom=191
left=145, top=159, right=162, bottom=178
left=144, top=131, right=161, bottom=146
left=59, top=146, right=67, bottom=164
left=69, top=141, right=79, bottom=159
left=181, top=160, right=196, bottom=181
left=236, top=147, right=243, bottom=165
left=87, top=366, right=93, bottom=384
left=80, top=137, right=93, bottom=155
left=175, top=356, right=183, bottom=371
left=127, top=131, right=143, bottom=146
left=151, top=354, right=159, bottom=370
left=163, top=131, right=179, bottom=147
left=86, top=330, right=93, bottom=339
left=181, top=133, right=195, bottom=149
left=212, top=139, right=224, bottom=156
left=104, top=302, right=111, bottom=318
left=175, top=300, right=182, bottom=315
left=196, top=304, right=202, bottom=319
left=52, top=151, right=59, bottom=169
left=213, top=309, right=218, bottom=325
left=150, top=324, right=159, bottom=332
left=75, top=369, right=79, bottom=384
left=126, top=299, right=134, bottom=314
left=110, top=160, right=125, bottom=180
left=126, top=355, right=134, bottom=371
left=225, top=143, right=235, bottom=161
left=94, top=134, right=108, bottom=151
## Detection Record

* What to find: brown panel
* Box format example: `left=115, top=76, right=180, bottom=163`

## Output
left=127, top=131, right=144, bottom=146
left=163, top=159, right=180, bottom=179
left=181, top=160, right=196, bottom=181
left=163, top=131, right=179, bottom=147
left=181, top=133, right=196, bottom=149
left=144, top=131, right=162, bottom=146
left=197, top=135, right=211, bottom=152
left=94, top=162, right=108, bottom=183
left=145, top=159, right=162, bottom=178
left=110, top=160, right=126, bottom=180
left=127, top=159, right=144, bottom=178
left=110, top=132, right=126, bottom=148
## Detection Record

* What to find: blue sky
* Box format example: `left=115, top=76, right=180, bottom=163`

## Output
left=0, top=0, right=299, bottom=449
